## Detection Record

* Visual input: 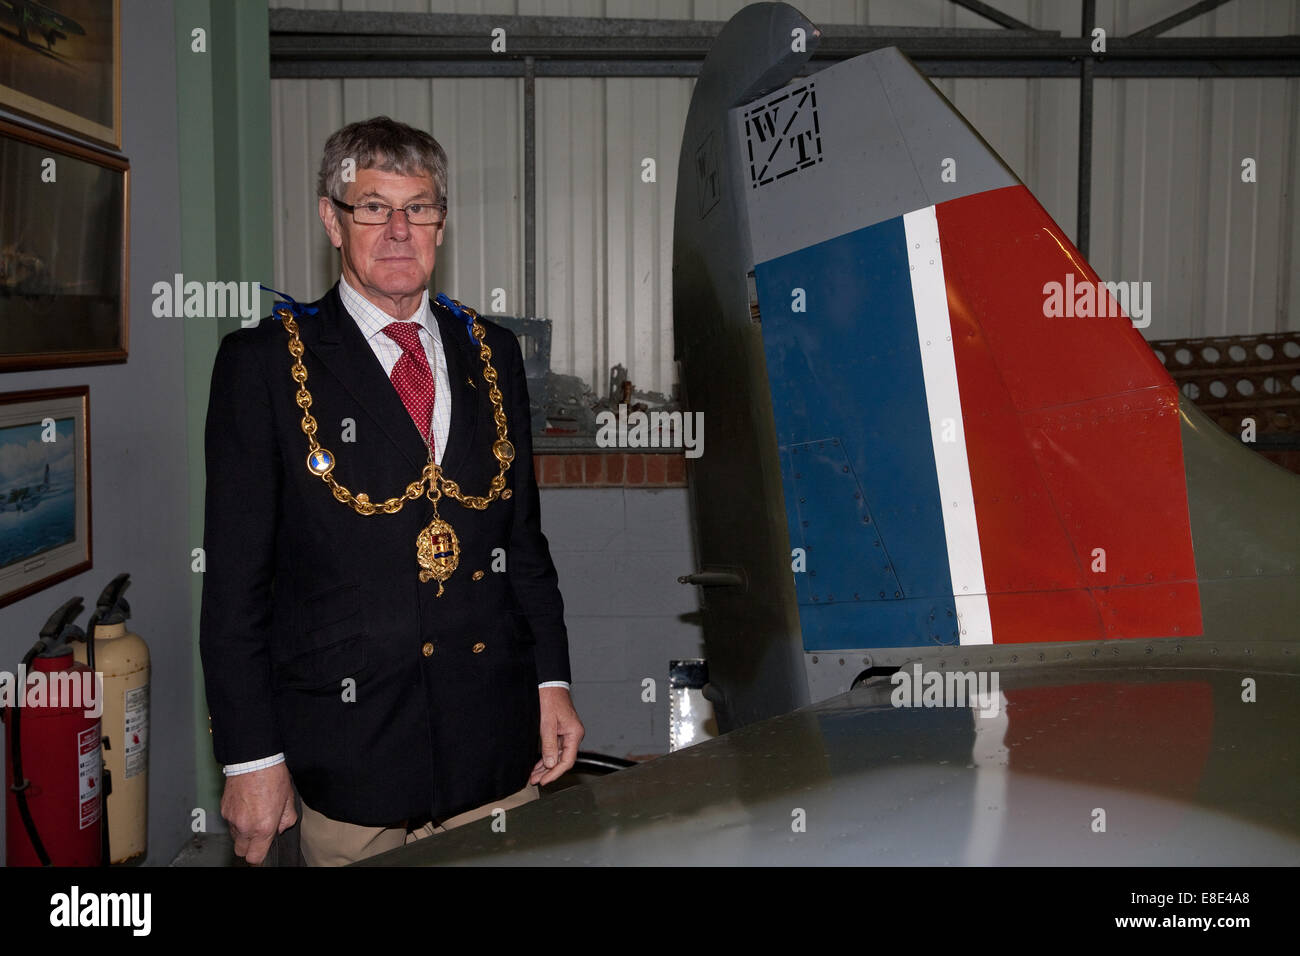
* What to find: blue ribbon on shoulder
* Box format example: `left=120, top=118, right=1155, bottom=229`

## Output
left=434, top=292, right=478, bottom=344
left=259, top=283, right=318, bottom=320
left=259, top=285, right=471, bottom=344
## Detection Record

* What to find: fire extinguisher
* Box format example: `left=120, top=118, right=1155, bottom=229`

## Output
left=73, top=573, right=149, bottom=865
left=3, top=596, right=105, bottom=867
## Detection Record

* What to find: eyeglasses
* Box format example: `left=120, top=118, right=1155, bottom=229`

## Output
left=331, top=196, right=446, bottom=226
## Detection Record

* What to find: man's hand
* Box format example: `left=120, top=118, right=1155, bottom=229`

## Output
left=530, top=687, right=584, bottom=786
left=221, top=762, right=297, bottom=865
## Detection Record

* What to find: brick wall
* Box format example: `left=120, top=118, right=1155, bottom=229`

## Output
left=534, top=452, right=687, bottom=488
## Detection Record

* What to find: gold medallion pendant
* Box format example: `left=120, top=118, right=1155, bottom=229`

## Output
left=417, top=515, right=460, bottom=596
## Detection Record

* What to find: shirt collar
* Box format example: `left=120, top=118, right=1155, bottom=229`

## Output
left=337, top=273, right=434, bottom=341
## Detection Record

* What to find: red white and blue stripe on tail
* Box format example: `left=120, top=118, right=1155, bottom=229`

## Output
left=756, top=184, right=1202, bottom=651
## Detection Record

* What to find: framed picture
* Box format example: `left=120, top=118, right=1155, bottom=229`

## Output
left=0, top=386, right=92, bottom=609
left=0, top=119, right=129, bottom=371
left=0, top=0, right=120, bottom=148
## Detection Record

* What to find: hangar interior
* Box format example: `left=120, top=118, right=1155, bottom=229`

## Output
left=0, top=0, right=1295, bottom=865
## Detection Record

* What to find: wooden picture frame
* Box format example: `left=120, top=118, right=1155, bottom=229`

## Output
left=0, top=119, right=129, bottom=371
left=0, top=385, right=92, bottom=609
left=0, top=0, right=121, bottom=149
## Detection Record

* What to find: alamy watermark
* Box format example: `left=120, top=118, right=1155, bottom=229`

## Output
left=594, top=404, right=704, bottom=459
left=889, top=663, right=1000, bottom=718
left=0, top=667, right=102, bottom=719
left=1042, top=273, right=1151, bottom=328
left=151, top=274, right=262, bottom=325
left=50, top=886, right=150, bottom=936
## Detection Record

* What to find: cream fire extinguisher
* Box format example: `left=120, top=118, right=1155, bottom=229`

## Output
left=73, top=573, right=149, bottom=864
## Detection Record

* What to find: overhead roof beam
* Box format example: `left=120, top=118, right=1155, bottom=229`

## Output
left=269, top=10, right=1300, bottom=79
left=269, top=9, right=1048, bottom=59
left=271, top=57, right=1300, bottom=79
left=1130, top=0, right=1236, bottom=38
left=947, top=0, right=1035, bottom=31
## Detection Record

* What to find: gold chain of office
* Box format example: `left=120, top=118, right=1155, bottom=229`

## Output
left=276, top=301, right=514, bottom=595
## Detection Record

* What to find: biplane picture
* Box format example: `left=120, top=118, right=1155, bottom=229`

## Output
left=0, top=0, right=118, bottom=146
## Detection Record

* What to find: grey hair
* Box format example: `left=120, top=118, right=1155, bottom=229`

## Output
left=317, top=116, right=448, bottom=207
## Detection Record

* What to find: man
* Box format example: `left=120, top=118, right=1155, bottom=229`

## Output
left=200, top=116, right=582, bottom=866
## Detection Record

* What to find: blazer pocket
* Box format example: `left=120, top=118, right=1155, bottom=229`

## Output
left=305, top=583, right=361, bottom=636
left=276, top=635, right=366, bottom=690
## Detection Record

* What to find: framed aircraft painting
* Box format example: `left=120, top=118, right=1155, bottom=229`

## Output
left=0, top=385, right=92, bottom=609
left=0, top=0, right=120, bottom=148
left=0, top=119, right=129, bottom=371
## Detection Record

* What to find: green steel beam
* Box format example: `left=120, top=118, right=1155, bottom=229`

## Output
left=177, top=0, right=273, bottom=830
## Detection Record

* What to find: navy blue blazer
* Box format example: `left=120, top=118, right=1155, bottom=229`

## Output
left=199, top=283, right=570, bottom=825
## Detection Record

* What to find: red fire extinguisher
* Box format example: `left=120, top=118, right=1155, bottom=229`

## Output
left=3, top=596, right=105, bottom=867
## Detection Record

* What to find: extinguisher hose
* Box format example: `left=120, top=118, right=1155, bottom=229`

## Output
left=84, top=610, right=109, bottom=868
left=8, top=644, right=53, bottom=867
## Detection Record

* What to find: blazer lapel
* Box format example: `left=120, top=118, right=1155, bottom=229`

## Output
left=432, top=297, right=480, bottom=479
left=296, top=284, right=430, bottom=473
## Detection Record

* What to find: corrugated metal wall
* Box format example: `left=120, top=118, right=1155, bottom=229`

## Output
left=270, top=0, right=1300, bottom=394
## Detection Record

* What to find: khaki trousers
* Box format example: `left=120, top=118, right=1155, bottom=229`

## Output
left=298, top=784, right=539, bottom=867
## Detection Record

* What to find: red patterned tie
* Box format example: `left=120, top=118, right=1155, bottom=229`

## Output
left=381, top=321, right=435, bottom=450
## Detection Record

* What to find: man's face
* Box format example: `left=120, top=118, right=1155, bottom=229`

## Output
left=318, top=166, right=445, bottom=310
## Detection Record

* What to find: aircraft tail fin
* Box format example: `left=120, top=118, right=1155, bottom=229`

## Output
left=674, top=15, right=1297, bottom=726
